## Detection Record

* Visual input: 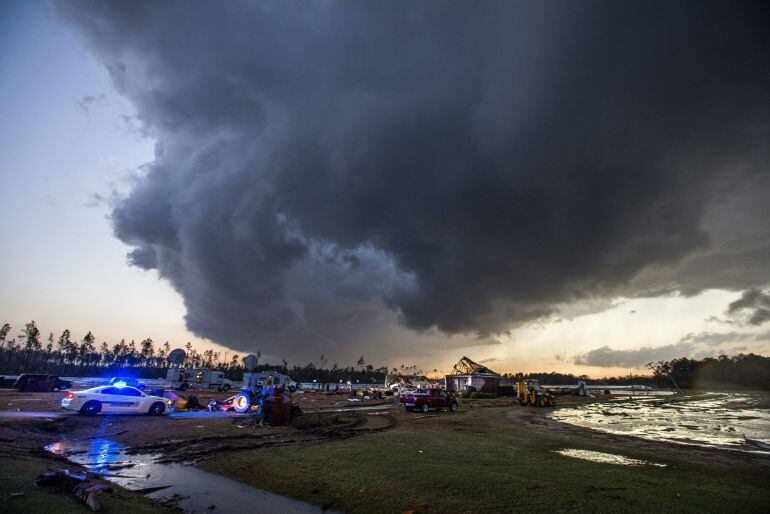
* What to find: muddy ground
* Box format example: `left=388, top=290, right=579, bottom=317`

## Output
left=0, top=388, right=400, bottom=512
left=0, top=388, right=610, bottom=473
left=2, top=388, right=756, bottom=469
left=0, top=389, right=397, bottom=456
left=1, top=388, right=767, bottom=512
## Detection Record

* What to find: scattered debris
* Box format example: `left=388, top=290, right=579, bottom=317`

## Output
left=186, top=395, right=201, bottom=410
left=35, top=469, right=110, bottom=512
left=73, top=481, right=108, bottom=511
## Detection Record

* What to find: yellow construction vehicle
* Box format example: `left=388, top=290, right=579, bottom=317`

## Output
left=517, top=376, right=555, bottom=407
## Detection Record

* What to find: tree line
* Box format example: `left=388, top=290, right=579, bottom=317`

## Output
left=510, top=371, right=657, bottom=387
left=511, top=353, right=770, bottom=390
left=0, top=321, right=390, bottom=383
left=3, top=320, right=767, bottom=389
left=651, top=353, right=770, bottom=390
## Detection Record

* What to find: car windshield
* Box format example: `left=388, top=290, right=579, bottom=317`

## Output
left=100, top=386, right=142, bottom=396
left=118, top=387, right=142, bottom=396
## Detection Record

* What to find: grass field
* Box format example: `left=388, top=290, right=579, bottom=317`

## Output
left=202, top=406, right=770, bottom=513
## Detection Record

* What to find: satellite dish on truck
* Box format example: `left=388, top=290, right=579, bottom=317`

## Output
left=168, top=348, right=186, bottom=366
left=243, top=354, right=259, bottom=371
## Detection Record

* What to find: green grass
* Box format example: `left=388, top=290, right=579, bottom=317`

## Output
left=202, top=408, right=769, bottom=513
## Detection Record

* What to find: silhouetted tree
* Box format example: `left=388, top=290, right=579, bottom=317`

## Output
left=21, top=320, right=41, bottom=368
left=0, top=323, right=10, bottom=350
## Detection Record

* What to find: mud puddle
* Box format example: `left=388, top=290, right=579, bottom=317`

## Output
left=550, top=392, right=770, bottom=455
left=555, top=449, right=666, bottom=467
left=45, top=438, right=337, bottom=513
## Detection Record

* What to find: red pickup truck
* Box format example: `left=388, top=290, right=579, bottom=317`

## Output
left=400, top=388, right=458, bottom=413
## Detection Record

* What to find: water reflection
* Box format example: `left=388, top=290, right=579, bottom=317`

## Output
left=549, top=392, right=770, bottom=454
left=88, top=438, right=123, bottom=472
left=44, top=438, right=334, bottom=513
left=555, top=449, right=666, bottom=467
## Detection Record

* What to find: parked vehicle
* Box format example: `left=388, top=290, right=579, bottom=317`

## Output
left=165, top=368, right=232, bottom=392
left=242, top=371, right=297, bottom=393
left=400, top=388, right=458, bottom=413
left=61, top=385, right=172, bottom=415
left=107, top=377, right=146, bottom=390
left=517, top=378, right=555, bottom=407
left=13, top=374, right=72, bottom=392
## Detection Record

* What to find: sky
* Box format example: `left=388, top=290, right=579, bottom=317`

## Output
left=1, top=1, right=769, bottom=377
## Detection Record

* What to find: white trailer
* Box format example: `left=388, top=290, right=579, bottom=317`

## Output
left=242, top=371, right=297, bottom=392
left=166, top=368, right=233, bottom=392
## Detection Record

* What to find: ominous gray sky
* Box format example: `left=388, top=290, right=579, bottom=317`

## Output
left=10, top=1, right=770, bottom=372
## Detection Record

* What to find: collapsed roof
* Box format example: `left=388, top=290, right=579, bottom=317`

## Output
left=449, top=356, right=500, bottom=376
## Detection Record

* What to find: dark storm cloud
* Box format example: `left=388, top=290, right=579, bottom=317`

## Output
left=726, top=289, right=770, bottom=326
left=574, top=331, right=770, bottom=368
left=127, top=244, right=157, bottom=270
left=574, top=344, right=695, bottom=368
left=56, top=1, right=770, bottom=360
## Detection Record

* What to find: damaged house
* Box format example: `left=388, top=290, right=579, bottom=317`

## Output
left=445, top=356, right=501, bottom=393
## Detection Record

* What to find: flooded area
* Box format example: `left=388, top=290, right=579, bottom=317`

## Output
left=549, top=392, right=770, bottom=455
left=45, top=438, right=335, bottom=513
left=555, top=449, right=666, bottom=467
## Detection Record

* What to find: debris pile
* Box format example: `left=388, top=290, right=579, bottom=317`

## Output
left=35, top=469, right=110, bottom=511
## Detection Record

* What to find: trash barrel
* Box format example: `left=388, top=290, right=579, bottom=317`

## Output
left=267, top=395, right=292, bottom=426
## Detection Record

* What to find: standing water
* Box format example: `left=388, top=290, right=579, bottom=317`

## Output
left=45, top=439, right=337, bottom=513
left=549, top=391, right=770, bottom=455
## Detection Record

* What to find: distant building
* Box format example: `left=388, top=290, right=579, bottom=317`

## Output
left=445, top=356, right=501, bottom=393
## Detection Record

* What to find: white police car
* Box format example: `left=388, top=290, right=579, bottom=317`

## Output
left=61, top=383, right=172, bottom=415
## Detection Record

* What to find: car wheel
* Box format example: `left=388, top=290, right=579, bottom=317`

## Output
left=420, top=403, right=429, bottom=413
left=80, top=401, right=101, bottom=416
left=233, top=392, right=252, bottom=413
left=289, top=386, right=296, bottom=394
left=449, top=402, right=458, bottom=412
left=221, top=384, right=231, bottom=392
left=148, top=402, right=166, bottom=416
left=179, top=382, right=189, bottom=391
